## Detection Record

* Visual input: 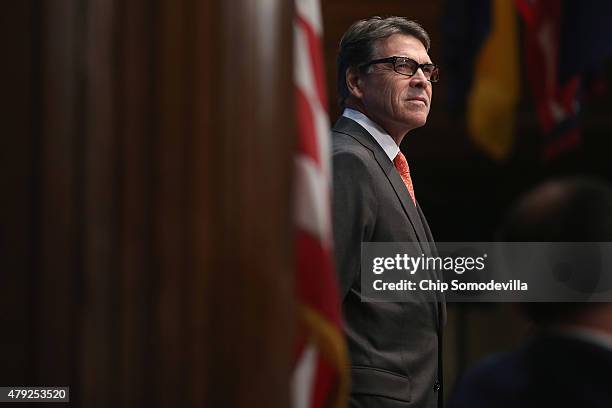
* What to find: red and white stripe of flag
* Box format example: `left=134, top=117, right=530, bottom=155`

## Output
left=292, top=0, right=348, bottom=407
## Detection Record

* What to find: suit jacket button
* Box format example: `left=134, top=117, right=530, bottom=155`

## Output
left=433, top=381, right=441, bottom=392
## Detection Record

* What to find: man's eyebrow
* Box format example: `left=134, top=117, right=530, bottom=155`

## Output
left=396, top=56, right=434, bottom=65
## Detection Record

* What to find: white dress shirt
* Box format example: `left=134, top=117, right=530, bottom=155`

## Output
left=342, top=108, right=399, bottom=161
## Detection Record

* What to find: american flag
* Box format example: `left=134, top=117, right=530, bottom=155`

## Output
left=291, top=0, right=348, bottom=407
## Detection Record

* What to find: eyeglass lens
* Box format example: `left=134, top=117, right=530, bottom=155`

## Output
left=395, top=58, right=438, bottom=81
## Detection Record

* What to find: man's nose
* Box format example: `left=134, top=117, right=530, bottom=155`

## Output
left=410, top=68, right=428, bottom=88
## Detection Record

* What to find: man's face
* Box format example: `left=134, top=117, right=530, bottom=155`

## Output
left=357, top=34, right=433, bottom=135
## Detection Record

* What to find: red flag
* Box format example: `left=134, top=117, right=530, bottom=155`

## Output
left=515, top=0, right=582, bottom=160
left=292, top=0, right=348, bottom=407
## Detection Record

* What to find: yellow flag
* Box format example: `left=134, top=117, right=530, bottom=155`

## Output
left=468, top=0, right=520, bottom=160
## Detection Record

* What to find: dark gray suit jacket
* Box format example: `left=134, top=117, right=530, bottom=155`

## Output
left=332, top=116, right=446, bottom=408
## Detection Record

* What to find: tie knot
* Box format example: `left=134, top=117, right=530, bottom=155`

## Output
left=393, top=151, right=409, bottom=176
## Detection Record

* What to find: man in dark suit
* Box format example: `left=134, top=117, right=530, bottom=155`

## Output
left=449, top=178, right=612, bottom=408
left=331, top=16, right=445, bottom=408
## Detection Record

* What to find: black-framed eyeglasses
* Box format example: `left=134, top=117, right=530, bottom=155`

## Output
left=360, top=56, right=439, bottom=82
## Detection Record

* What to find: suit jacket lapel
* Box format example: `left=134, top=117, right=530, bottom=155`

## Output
left=417, top=203, right=446, bottom=328
left=333, top=117, right=430, bottom=249
left=387, top=167, right=431, bottom=252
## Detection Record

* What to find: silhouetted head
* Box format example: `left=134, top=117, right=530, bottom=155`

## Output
left=499, top=177, right=612, bottom=327
left=500, top=177, right=612, bottom=243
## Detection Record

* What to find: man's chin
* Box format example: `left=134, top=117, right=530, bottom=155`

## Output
left=405, top=114, right=428, bottom=130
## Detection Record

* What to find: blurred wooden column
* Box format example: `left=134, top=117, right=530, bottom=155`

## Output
left=0, top=0, right=36, bottom=390
left=1, top=0, right=295, bottom=406
left=195, top=0, right=295, bottom=406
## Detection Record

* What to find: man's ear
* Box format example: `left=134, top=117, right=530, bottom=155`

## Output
left=346, top=67, right=364, bottom=100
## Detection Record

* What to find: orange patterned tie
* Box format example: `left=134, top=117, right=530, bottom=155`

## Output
left=393, top=151, right=416, bottom=205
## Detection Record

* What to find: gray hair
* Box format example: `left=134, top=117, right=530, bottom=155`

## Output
left=336, top=16, right=431, bottom=108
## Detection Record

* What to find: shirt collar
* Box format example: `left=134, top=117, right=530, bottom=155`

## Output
left=342, top=108, right=400, bottom=161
